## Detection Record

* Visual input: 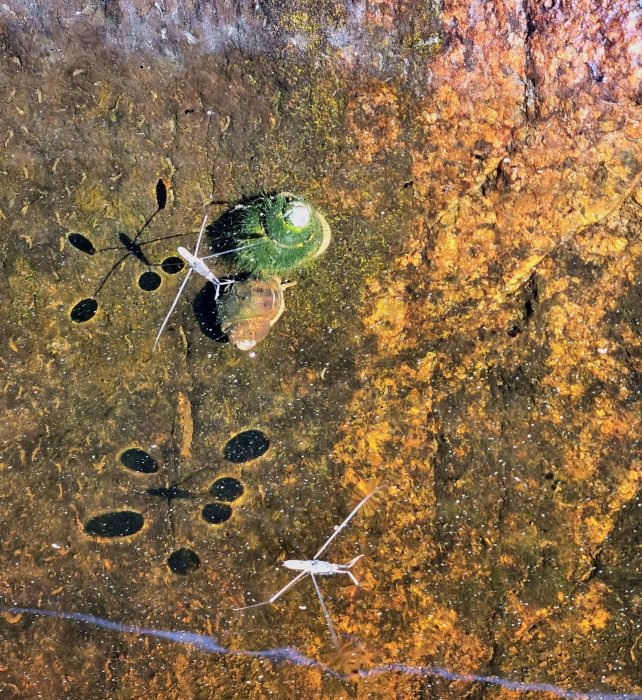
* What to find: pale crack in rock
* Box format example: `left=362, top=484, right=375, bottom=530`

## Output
left=503, top=166, right=642, bottom=296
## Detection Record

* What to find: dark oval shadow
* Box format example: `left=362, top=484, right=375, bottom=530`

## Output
left=67, top=233, right=96, bottom=255
left=85, top=511, right=144, bottom=538
left=223, top=430, right=270, bottom=463
left=209, top=477, right=244, bottom=502
left=193, top=282, right=228, bottom=343
left=70, top=298, right=98, bottom=323
left=120, top=448, right=159, bottom=474
left=202, top=503, right=232, bottom=524
left=161, top=256, right=185, bottom=275
left=138, top=271, right=161, bottom=291
left=156, top=179, right=167, bottom=211
left=167, top=548, right=200, bottom=575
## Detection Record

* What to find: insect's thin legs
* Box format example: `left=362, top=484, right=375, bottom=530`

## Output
left=200, top=240, right=262, bottom=261
left=345, top=571, right=360, bottom=587
left=212, top=278, right=235, bottom=301
left=314, top=488, right=382, bottom=560
left=346, top=554, right=364, bottom=568
left=153, top=268, right=193, bottom=351
left=193, top=215, right=208, bottom=256
left=153, top=215, right=213, bottom=351
left=234, top=571, right=308, bottom=612
left=311, top=574, right=340, bottom=651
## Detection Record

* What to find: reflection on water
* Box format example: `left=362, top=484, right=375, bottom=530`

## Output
left=2, top=607, right=641, bottom=700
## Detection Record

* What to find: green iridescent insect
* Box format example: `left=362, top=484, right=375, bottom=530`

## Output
left=232, top=192, right=331, bottom=276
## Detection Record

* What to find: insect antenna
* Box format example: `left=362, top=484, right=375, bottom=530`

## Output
left=199, top=240, right=262, bottom=261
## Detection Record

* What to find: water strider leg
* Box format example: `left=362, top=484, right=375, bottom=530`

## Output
left=345, top=571, right=360, bottom=587
left=311, top=573, right=340, bottom=651
left=234, top=571, right=309, bottom=612
left=153, top=267, right=194, bottom=351
left=313, top=488, right=382, bottom=560
left=154, top=216, right=210, bottom=350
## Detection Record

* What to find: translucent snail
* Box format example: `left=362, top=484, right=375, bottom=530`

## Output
left=154, top=193, right=331, bottom=351
left=217, top=277, right=296, bottom=351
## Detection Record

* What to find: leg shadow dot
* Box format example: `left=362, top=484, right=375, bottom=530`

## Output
left=209, top=477, right=244, bottom=502
left=167, top=548, right=200, bottom=575
left=85, top=511, right=144, bottom=538
left=67, top=233, right=96, bottom=255
left=138, top=271, right=161, bottom=291
left=120, top=448, right=159, bottom=474
left=223, top=430, right=270, bottom=463
left=161, top=256, right=185, bottom=274
left=70, top=298, right=98, bottom=323
left=202, top=503, right=232, bottom=524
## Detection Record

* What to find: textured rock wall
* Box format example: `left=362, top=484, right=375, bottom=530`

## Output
left=0, top=1, right=641, bottom=698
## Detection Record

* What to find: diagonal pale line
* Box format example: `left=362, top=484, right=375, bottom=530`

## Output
left=502, top=169, right=642, bottom=296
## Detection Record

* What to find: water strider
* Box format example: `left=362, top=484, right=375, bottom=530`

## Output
left=235, top=488, right=382, bottom=650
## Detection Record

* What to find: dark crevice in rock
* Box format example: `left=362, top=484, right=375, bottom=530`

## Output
left=479, top=157, right=512, bottom=197
left=522, top=0, right=540, bottom=122
left=507, top=273, right=540, bottom=337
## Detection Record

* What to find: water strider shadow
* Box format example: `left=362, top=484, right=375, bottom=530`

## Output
left=205, top=192, right=275, bottom=255
left=193, top=281, right=229, bottom=343
left=191, top=195, right=269, bottom=342
left=66, top=179, right=181, bottom=322
left=82, top=437, right=258, bottom=566
left=67, top=193, right=266, bottom=332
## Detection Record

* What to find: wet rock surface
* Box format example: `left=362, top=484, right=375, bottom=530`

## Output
left=0, top=1, right=641, bottom=698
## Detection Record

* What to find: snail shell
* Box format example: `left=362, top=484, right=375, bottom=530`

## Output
left=233, top=192, right=331, bottom=276
left=218, top=277, right=294, bottom=351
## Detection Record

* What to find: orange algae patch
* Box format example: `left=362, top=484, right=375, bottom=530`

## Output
left=346, top=85, right=401, bottom=166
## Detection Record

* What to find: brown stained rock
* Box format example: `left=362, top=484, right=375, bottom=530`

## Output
left=0, top=1, right=641, bottom=699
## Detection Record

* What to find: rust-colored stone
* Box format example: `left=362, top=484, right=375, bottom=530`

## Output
left=0, top=1, right=641, bottom=698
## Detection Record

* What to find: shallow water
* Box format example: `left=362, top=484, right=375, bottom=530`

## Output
left=1, top=1, right=641, bottom=699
